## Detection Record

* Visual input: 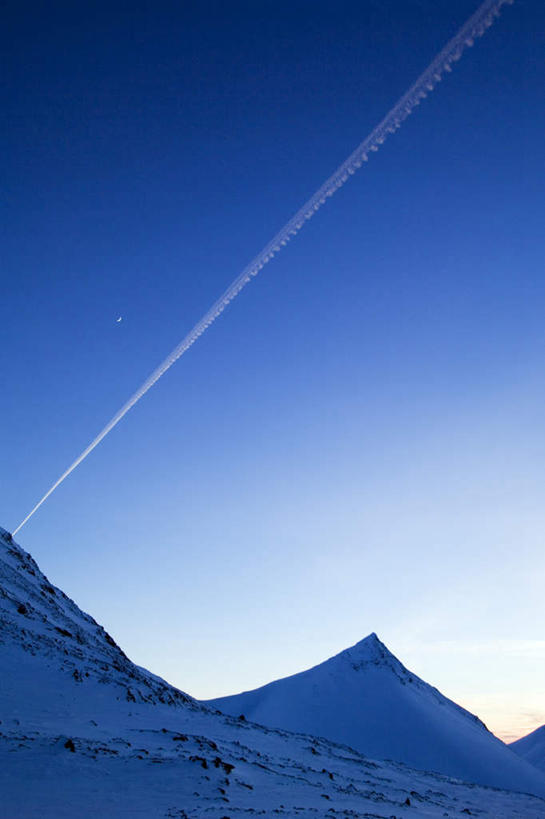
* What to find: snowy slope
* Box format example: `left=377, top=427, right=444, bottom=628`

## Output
left=2, top=525, right=545, bottom=817
left=510, top=725, right=545, bottom=773
left=208, top=632, right=545, bottom=797
left=0, top=525, right=194, bottom=709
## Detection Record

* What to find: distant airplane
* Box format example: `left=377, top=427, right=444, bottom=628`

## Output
left=116, top=316, right=123, bottom=323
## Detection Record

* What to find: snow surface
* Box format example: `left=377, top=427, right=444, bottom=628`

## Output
left=207, top=633, right=545, bottom=797
left=1, top=525, right=545, bottom=817
left=510, top=725, right=545, bottom=774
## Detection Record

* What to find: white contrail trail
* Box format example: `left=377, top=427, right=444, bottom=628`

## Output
left=13, top=0, right=514, bottom=535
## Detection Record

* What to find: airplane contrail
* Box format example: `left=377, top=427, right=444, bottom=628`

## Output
left=13, top=0, right=514, bottom=535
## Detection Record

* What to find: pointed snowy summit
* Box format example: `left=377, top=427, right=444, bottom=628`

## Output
left=207, top=632, right=545, bottom=795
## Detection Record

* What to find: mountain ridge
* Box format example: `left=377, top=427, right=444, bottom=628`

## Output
left=0, top=525, right=194, bottom=709
left=510, top=724, right=545, bottom=773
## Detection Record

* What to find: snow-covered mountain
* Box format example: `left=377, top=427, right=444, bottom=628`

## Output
left=2, top=524, right=545, bottom=817
left=208, top=632, right=545, bottom=796
left=510, top=725, right=545, bottom=773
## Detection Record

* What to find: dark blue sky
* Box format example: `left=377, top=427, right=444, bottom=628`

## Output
left=2, top=1, right=544, bottom=738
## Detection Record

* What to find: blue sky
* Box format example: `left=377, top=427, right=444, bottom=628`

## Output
left=2, top=0, right=544, bottom=740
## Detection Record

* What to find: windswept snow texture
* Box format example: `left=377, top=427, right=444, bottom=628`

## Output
left=208, top=633, right=545, bottom=798
left=1, top=526, right=544, bottom=817
left=510, top=725, right=545, bottom=773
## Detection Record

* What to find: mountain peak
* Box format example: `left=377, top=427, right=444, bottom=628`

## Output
left=332, top=632, right=403, bottom=674
left=356, top=631, right=381, bottom=646
left=344, top=631, right=386, bottom=654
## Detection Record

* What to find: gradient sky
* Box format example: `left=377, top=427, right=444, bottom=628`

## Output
left=2, top=0, right=544, bottom=742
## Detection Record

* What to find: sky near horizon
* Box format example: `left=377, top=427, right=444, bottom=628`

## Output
left=2, top=0, right=544, bottom=742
